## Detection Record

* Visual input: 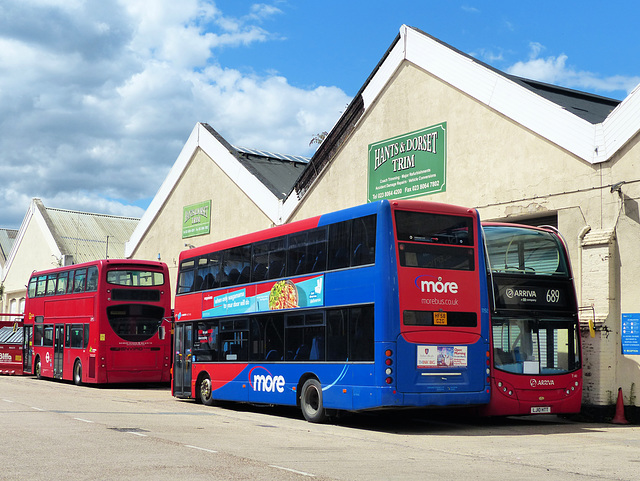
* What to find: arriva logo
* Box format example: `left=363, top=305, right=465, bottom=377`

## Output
left=415, top=275, right=459, bottom=294
left=249, top=366, right=285, bottom=393
left=530, top=379, right=555, bottom=387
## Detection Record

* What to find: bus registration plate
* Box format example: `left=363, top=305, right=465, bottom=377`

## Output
left=531, top=406, right=551, bottom=414
left=433, top=312, right=447, bottom=325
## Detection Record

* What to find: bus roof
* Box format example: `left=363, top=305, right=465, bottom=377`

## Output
left=28, top=258, right=168, bottom=279
left=482, top=222, right=556, bottom=232
left=180, top=200, right=478, bottom=262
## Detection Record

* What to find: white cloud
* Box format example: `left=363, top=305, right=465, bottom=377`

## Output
left=0, top=0, right=350, bottom=228
left=471, top=48, right=504, bottom=63
left=461, top=5, right=480, bottom=14
left=507, top=42, right=640, bottom=96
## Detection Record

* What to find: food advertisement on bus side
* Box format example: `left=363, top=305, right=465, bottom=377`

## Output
left=417, top=345, right=467, bottom=368
left=202, top=275, right=324, bottom=318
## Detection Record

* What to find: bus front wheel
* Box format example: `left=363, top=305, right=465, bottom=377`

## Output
left=73, top=361, right=82, bottom=386
left=34, top=357, right=42, bottom=379
left=300, top=378, right=329, bottom=423
left=198, top=374, right=216, bottom=406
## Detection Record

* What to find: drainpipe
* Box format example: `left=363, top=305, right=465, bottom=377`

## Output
left=578, top=225, right=592, bottom=335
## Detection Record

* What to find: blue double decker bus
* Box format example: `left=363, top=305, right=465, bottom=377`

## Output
left=172, top=200, right=491, bottom=422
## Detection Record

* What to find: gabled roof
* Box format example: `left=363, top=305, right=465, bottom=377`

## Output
left=505, top=76, right=620, bottom=124
left=232, top=145, right=308, bottom=200
left=2, top=199, right=139, bottom=281
left=0, top=228, right=17, bottom=266
left=36, top=201, right=139, bottom=263
left=124, top=123, right=306, bottom=257
left=293, top=25, right=639, bottom=198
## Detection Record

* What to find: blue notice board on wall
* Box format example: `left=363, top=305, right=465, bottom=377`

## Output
left=622, top=313, right=640, bottom=354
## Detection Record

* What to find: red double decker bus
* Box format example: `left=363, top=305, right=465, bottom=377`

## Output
left=172, top=200, right=491, bottom=422
left=23, top=259, right=172, bottom=384
left=481, top=223, right=582, bottom=415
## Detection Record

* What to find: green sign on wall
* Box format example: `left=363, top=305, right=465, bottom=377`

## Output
left=368, top=122, right=447, bottom=202
left=182, top=200, right=211, bottom=239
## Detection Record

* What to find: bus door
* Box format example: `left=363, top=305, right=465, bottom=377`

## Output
left=173, top=323, right=193, bottom=397
left=53, top=324, right=64, bottom=379
left=23, top=325, right=33, bottom=373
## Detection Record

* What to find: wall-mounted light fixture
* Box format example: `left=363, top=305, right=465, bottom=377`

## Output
left=611, top=181, right=626, bottom=194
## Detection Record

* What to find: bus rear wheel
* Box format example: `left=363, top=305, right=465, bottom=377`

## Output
left=198, top=374, right=216, bottom=406
left=73, top=361, right=82, bottom=386
left=300, top=378, right=329, bottom=423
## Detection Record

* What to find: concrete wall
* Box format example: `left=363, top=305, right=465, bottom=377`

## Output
left=606, top=132, right=640, bottom=405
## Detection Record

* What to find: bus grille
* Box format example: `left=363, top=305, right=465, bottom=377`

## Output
left=111, top=289, right=161, bottom=302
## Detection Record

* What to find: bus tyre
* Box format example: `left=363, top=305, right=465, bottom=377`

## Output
left=300, top=378, right=329, bottom=423
left=35, top=357, right=42, bottom=380
left=73, top=361, right=82, bottom=386
left=198, top=374, right=216, bottom=406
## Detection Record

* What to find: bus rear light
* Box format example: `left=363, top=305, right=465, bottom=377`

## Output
left=385, top=368, right=393, bottom=375
left=385, top=377, right=393, bottom=385
left=385, top=349, right=393, bottom=357
left=385, top=358, right=392, bottom=366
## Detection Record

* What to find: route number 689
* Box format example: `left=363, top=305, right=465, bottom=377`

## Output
left=546, top=289, right=561, bottom=303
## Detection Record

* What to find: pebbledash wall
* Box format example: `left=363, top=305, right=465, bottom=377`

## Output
left=128, top=26, right=640, bottom=409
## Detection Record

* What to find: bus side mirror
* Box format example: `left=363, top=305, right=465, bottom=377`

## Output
left=158, top=326, right=166, bottom=340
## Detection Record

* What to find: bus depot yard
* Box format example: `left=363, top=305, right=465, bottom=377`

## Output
left=0, top=200, right=614, bottom=425
left=1, top=375, right=639, bottom=481
left=1, top=199, right=638, bottom=479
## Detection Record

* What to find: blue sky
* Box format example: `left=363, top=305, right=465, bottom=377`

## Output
left=0, top=0, right=638, bottom=230
left=214, top=1, right=639, bottom=99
